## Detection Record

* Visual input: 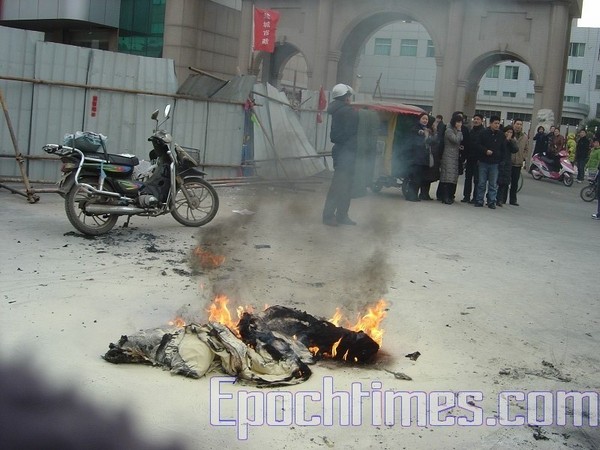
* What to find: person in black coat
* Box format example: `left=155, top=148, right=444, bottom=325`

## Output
left=532, top=126, right=548, bottom=157
left=406, top=113, right=435, bottom=201
left=474, top=115, right=504, bottom=208
left=497, top=125, right=519, bottom=206
left=575, top=129, right=591, bottom=182
left=322, top=84, right=359, bottom=226
left=461, top=114, right=484, bottom=203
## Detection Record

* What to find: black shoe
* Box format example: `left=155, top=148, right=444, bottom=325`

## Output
left=510, top=202, right=519, bottom=206
left=419, top=195, right=433, bottom=201
left=474, top=203, right=484, bottom=207
left=323, top=217, right=337, bottom=226
left=496, top=202, right=503, bottom=207
left=460, top=197, right=469, bottom=203
left=469, top=199, right=475, bottom=204
left=488, top=203, right=496, bottom=209
left=337, top=217, right=357, bottom=226
left=406, top=197, right=421, bottom=202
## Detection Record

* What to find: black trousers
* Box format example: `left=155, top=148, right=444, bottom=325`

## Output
left=406, top=165, right=424, bottom=200
left=323, top=147, right=356, bottom=220
left=439, top=182, right=457, bottom=202
left=497, top=183, right=509, bottom=204
left=509, top=166, right=521, bottom=204
left=462, top=159, right=479, bottom=200
left=576, top=159, right=588, bottom=181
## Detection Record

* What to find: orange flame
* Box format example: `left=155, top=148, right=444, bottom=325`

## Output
left=349, top=299, right=387, bottom=347
left=329, top=299, right=388, bottom=347
left=193, top=246, right=225, bottom=269
left=207, top=295, right=239, bottom=332
left=330, top=337, right=342, bottom=357
left=168, top=317, right=187, bottom=328
left=329, top=308, right=343, bottom=327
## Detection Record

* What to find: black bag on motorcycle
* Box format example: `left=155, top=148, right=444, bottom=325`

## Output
left=139, top=162, right=171, bottom=203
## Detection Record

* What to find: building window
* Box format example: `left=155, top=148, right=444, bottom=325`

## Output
left=596, top=75, right=600, bottom=90
left=569, top=42, right=585, bottom=57
left=566, top=69, right=583, bottom=84
left=505, top=66, right=519, bottom=80
left=526, top=93, right=535, bottom=99
left=119, top=0, right=166, bottom=57
left=564, top=96, right=580, bottom=103
left=483, top=90, right=497, bottom=96
left=502, top=91, right=517, bottom=98
left=426, top=40, right=435, bottom=58
left=561, top=117, right=581, bottom=126
left=485, top=65, right=500, bottom=78
left=374, top=38, right=392, bottom=56
left=529, top=71, right=535, bottom=81
left=507, top=112, right=532, bottom=122
left=597, top=104, right=600, bottom=119
left=475, top=109, right=501, bottom=119
left=400, top=39, right=418, bottom=56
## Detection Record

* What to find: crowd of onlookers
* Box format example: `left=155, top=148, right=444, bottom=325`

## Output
left=321, top=84, right=600, bottom=226
left=405, top=111, right=600, bottom=212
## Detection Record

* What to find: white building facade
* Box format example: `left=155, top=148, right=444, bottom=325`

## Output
left=356, top=20, right=600, bottom=127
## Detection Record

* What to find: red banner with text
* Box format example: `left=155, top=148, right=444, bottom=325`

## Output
left=253, top=8, right=280, bottom=53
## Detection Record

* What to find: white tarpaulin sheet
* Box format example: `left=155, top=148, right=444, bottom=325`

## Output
left=251, top=84, right=326, bottom=179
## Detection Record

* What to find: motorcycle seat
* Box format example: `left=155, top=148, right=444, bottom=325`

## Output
left=82, top=149, right=139, bottom=166
left=107, top=153, right=139, bottom=167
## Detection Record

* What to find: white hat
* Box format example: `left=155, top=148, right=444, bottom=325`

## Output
left=331, top=83, right=354, bottom=99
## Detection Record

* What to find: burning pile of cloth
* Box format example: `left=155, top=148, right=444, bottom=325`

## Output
left=103, top=306, right=380, bottom=386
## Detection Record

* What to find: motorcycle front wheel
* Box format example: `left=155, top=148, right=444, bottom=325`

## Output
left=171, top=177, right=219, bottom=227
left=65, top=178, right=118, bottom=236
left=580, top=184, right=596, bottom=202
left=562, top=173, right=574, bottom=187
left=530, top=166, right=543, bottom=180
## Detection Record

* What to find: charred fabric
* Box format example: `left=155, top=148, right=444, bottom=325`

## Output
left=103, top=305, right=380, bottom=386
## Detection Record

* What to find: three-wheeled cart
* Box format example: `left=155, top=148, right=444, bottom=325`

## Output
left=353, top=102, right=426, bottom=197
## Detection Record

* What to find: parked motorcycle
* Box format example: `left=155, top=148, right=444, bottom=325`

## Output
left=580, top=171, right=598, bottom=202
left=529, top=149, right=575, bottom=187
left=44, top=105, right=219, bottom=236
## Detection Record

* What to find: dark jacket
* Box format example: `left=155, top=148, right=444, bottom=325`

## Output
left=411, top=123, right=435, bottom=167
left=498, top=138, right=518, bottom=185
left=575, top=136, right=591, bottom=161
left=533, top=131, right=548, bottom=155
left=467, top=124, right=484, bottom=160
left=477, top=127, right=505, bottom=164
left=327, top=100, right=358, bottom=147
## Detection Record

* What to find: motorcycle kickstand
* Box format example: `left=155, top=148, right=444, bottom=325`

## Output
left=123, top=216, right=132, bottom=228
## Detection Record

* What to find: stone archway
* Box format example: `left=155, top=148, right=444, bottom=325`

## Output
left=335, top=11, right=417, bottom=85
left=244, top=0, right=582, bottom=121
left=252, top=42, right=310, bottom=88
left=461, top=51, right=532, bottom=118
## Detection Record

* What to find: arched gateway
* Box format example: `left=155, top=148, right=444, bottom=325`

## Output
left=239, top=0, right=583, bottom=121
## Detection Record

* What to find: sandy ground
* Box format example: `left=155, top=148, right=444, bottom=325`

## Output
left=1, top=172, right=599, bottom=449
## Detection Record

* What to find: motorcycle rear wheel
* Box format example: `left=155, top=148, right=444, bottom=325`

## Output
left=65, top=178, right=118, bottom=236
left=580, top=185, right=596, bottom=202
left=171, top=177, right=219, bottom=227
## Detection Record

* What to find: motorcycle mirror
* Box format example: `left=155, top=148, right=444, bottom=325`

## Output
left=151, top=109, right=160, bottom=120
left=164, top=104, right=171, bottom=119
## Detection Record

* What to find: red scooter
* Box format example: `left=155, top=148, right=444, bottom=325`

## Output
left=529, top=149, right=575, bottom=187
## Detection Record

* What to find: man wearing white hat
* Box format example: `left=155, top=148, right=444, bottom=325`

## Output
left=322, top=83, right=359, bottom=226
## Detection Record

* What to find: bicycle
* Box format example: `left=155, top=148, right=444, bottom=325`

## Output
left=580, top=171, right=598, bottom=202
